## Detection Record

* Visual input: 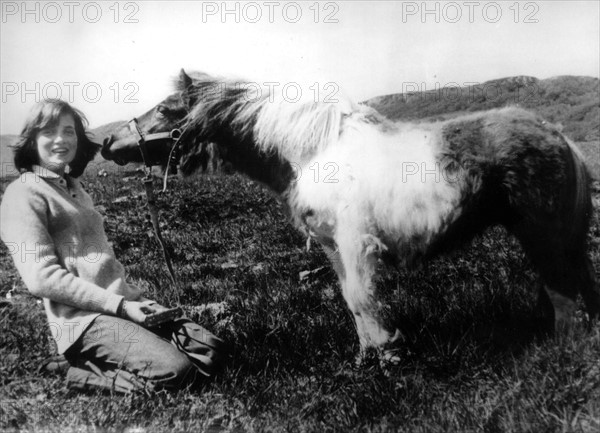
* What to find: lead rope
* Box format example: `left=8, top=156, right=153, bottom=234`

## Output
left=128, top=118, right=184, bottom=304
left=142, top=170, right=181, bottom=305
left=128, top=117, right=182, bottom=305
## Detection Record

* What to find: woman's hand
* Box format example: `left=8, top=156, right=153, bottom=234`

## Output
left=140, top=300, right=170, bottom=313
left=121, top=301, right=157, bottom=325
left=121, top=300, right=170, bottom=325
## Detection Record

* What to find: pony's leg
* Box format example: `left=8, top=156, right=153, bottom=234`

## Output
left=320, top=242, right=372, bottom=362
left=542, top=250, right=600, bottom=331
left=321, top=242, right=403, bottom=365
left=320, top=242, right=345, bottom=281
left=305, top=219, right=372, bottom=359
left=554, top=250, right=600, bottom=325
left=578, top=255, right=600, bottom=322
left=334, top=231, right=402, bottom=363
left=316, top=238, right=374, bottom=360
left=319, top=241, right=366, bottom=344
left=511, top=223, right=600, bottom=331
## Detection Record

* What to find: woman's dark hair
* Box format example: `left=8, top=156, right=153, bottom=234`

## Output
left=12, top=99, right=101, bottom=177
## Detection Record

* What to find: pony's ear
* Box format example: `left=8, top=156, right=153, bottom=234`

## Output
left=179, top=69, right=197, bottom=109
left=179, top=68, right=193, bottom=89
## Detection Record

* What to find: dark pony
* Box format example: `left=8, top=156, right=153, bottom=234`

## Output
left=102, top=69, right=600, bottom=364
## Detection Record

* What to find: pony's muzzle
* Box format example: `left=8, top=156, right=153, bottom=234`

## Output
left=101, top=135, right=127, bottom=166
left=101, top=135, right=114, bottom=158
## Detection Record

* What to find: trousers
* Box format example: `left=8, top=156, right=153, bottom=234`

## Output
left=63, top=315, right=226, bottom=394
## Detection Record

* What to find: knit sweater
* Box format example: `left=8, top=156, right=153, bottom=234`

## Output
left=0, top=165, right=143, bottom=353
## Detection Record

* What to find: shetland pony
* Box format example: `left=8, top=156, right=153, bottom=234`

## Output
left=102, top=69, right=600, bottom=363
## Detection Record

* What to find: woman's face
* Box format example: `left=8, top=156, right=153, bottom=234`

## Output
left=36, top=113, right=78, bottom=175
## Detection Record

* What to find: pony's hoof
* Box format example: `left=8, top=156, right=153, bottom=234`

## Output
left=380, top=328, right=405, bottom=366
left=354, top=346, right=404, bottom=371
left=380, top=348, right=403, bottom=368
left=354, top=348, right=381, bottom=370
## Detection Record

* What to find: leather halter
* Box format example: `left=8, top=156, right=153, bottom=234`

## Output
left=128, top=118, right=182, bottom=169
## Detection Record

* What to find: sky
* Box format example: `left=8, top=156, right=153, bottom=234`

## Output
left=1, top=1, right=599, bottom=134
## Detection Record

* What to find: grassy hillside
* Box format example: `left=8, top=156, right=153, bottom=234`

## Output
left=89, top=120, right=126, bottom=143
left=0, top=75, right=599, bottom=431
left=365, top=76, right=600, bottom=141
left=0, top=135, right=18, bottom=178
left=1, top=171, right=599, bottom=432
left=578, top=141, right=600, bottom=179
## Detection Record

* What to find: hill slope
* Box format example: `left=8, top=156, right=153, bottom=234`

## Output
left=89, top=120, right=126, bottom=143
left=0, top=135, right=19, bottom=178
left=364, top=75, right=599, bottom=141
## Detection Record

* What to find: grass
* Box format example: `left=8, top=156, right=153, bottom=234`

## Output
left=577, top=141, right=600, bottom=180
left=1, top=165, right=600, bottom=432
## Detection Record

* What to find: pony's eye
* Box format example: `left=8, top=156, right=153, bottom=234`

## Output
left=156, top=106, right=169, bottom=118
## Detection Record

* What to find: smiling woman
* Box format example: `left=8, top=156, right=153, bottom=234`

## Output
left=12, top=99, right=99, bottom=178
left=0, top=99, right=226, bottom=394
left=34, top=114, right=78, bottom=176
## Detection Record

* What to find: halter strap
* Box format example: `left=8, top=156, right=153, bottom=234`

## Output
left=162, top=129, right=188, bottom=192
left=128, top=118, right=182, bottom=169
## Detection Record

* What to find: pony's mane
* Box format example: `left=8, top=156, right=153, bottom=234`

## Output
left=182, top=73, right=385, bottom=159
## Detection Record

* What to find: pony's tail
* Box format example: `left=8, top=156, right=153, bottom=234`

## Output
left=563, top=136, right=593, bottom=243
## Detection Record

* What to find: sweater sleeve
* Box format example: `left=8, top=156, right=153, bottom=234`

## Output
left=0, top=181, right=124, bottom=315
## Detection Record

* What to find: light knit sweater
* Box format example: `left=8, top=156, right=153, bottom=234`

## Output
left=0, top=165, right=143, bottom=353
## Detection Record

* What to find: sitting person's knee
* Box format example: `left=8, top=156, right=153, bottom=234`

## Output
left=171, top=319, right=228, bottom=376
left=170, top=355, right=197, bottom=383
left=149, top=351, right=196, bottom=390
